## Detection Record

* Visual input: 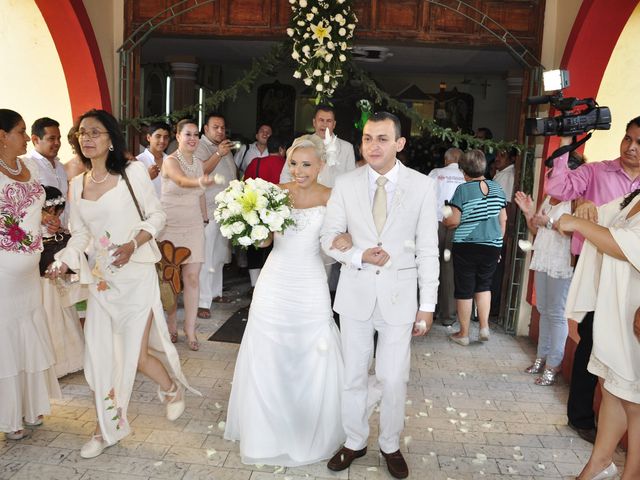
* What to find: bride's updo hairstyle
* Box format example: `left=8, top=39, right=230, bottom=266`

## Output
left=286, top=134, right=325, bottom=165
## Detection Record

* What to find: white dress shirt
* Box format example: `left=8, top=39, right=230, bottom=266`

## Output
left=136, top=148, right=166, bottom=198
left=428, top=163, right=465, bottom=220
left=234, top=142, right=269, bottom=173
left=493, top=163, right=515, bottom=201
left=349, top=161, right=400, bottom=268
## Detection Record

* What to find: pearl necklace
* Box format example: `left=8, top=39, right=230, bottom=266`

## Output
left=0, top=157, right=22, bottom=175
left=90, top=169, right=110, bottom=184
left=176, top=150, right=197, bottom=176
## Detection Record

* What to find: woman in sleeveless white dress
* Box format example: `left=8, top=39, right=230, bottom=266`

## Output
left=225, top=135, right=345, bottom=466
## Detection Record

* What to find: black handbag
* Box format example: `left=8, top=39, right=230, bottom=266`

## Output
left=39, top=232, right=72, bottom=276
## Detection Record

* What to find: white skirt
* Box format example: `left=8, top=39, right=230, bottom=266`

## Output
left=0, top=251, right=61, bottom=432
left=40, top=277, right=87, bottom=378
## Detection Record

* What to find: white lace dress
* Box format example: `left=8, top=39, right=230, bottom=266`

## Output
left=529, top=197, right=573, bottom=279
left=224, top=206, right=345, bottom=466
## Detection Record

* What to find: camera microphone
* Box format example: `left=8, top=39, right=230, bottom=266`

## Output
left=527, top=95, right=552, bottom=105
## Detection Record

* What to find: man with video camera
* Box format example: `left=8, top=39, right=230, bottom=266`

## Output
left=544, top=116, right=640, bottom=443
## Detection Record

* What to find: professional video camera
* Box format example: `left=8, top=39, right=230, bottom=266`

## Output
left=524, top=70, right=611, bottom=137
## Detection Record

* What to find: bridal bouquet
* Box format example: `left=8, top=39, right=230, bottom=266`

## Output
left=214, top=178, right=295, bottom=248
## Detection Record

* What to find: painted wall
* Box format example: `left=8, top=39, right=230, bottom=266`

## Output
left=585, top=2, right=640, bottom=162
left=0, top=0, right=74, bottom=161
left=82, top=0, right=124, bottom=114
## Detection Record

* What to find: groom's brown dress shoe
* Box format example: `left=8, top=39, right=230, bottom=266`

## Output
left=381, top=449, right=409, bottom=479
left=327, top=446, right=367, bottom=471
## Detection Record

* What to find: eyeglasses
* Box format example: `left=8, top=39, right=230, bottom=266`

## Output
left=74, top=129, right=109, bottom=139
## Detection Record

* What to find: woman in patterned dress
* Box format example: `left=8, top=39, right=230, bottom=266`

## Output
left=0, top=109, right=61, bottom=440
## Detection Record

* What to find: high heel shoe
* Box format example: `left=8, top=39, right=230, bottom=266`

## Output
left=525, top=358, right=545, bottom=374
left=157, top=382, right=185, bottom=421
left=185, top=332, right=199, bottom=351
left=535, top=367, right=559, bottom=386
left=589, top=462, right=618, bottom=480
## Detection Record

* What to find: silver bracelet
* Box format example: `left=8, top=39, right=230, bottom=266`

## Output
left=131, top=238, right=138, bottom=251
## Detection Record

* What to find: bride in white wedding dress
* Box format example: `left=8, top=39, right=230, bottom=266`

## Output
left=224, top=135, right=346, bottom=466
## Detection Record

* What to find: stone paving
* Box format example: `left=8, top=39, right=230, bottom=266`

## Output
left=0, top=280, right=626, bottom=479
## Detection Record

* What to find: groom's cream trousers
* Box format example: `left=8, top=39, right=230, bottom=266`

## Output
left=340, top=303, right=412, bottom=454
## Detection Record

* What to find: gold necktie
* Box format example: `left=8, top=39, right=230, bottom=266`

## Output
left=372, top=176, right=388, bottom=234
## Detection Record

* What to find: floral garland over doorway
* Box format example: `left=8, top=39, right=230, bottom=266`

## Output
left=287, top=0, right=357, bottom=102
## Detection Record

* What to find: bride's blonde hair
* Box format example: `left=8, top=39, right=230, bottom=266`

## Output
left=286, top=135, right=325, bottom=165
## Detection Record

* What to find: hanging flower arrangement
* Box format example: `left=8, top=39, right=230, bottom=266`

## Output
left=287, top=0, right=357, bottom=101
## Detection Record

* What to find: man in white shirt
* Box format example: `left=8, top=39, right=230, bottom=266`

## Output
left=136, top=122, right=170, bottom=197
left=428, top=148, right=465, bottom=325
left=26, top=117, right=68, bottom=227
left=234, top=124, right=271, bottom=175
left=280, top=105, right=356, bottom=188
left=194, top=112, right=237, bottom=319
left=492, top=148, right=516, bottom=202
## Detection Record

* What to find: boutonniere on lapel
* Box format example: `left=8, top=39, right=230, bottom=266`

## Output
left=390, top=188, right=405, bottom=211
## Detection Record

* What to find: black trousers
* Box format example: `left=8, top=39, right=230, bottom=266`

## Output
left=567, top=311, right=597, bottom=429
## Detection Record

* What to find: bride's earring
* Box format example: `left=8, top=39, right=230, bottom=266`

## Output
left=108, top=145, right=114, bottom=152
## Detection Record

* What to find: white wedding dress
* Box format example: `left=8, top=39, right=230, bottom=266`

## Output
left=224, top=206, right=345, bottom=466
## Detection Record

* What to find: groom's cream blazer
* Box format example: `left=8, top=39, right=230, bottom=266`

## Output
left=321, top=162, right=439, bottom=324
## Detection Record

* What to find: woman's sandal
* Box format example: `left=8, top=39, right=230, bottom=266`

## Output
left=535, top=367, right=560, bottom=386
left=525, top=358, right=545, bottom=374
left=169, top=331, right=178, bottom=343
left=197, top=308, right=211, bottom=319
left=186, top=335, right=199, bottom=351
left=157, top=382, right=186, bottom=421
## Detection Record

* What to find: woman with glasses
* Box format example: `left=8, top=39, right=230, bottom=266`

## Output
left=0, top=109, right=61, bottom=440
left=48, top=109, right=198, bottom=458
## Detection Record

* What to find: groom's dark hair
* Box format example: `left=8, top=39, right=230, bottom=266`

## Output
left=369, top=111, right=402, bottom=139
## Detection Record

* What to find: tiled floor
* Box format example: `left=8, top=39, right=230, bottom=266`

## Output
left=0, top=280, right=626, bottom=479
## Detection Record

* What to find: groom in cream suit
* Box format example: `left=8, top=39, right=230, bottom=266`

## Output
left=321, top=112, right=439, bottom=479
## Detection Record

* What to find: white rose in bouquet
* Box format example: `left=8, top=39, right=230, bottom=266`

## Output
left=238, top=236, right=253, bottom=247
left=250, top=225, right=270, bottom=242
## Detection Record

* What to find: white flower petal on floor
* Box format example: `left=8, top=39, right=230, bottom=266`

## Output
left=459, top=412, right=468, bottom=418
left=507, top=466, right=518, bottom=474
left=418, top=411, right=428, bottom=417
left=537, top=464, right=546, bottom=470
left=206, top=449, right=217, bottom=457
left=458, top=371, right=466, bottom=377
left=153, top=461, right=163, bottom=467
left=459, top=428, right=469, bottom=433
left=274, top=466, right=285, bottom=474
left=449, top=419, right=458, bottom=424
left=405, top=399, right=412, bottom=405
left=513, top=453, right=524, bottom=460
left=446, top=406, right=456, bottom=413
left=473, top=453, right=487, bottom=464
left=218, top=421, right=225, bottom=430
left=482, top=423, right=493, bottom=428
left=404, top=435, right=412, bottom=447
left=214, top=402, right=222, bottom=409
